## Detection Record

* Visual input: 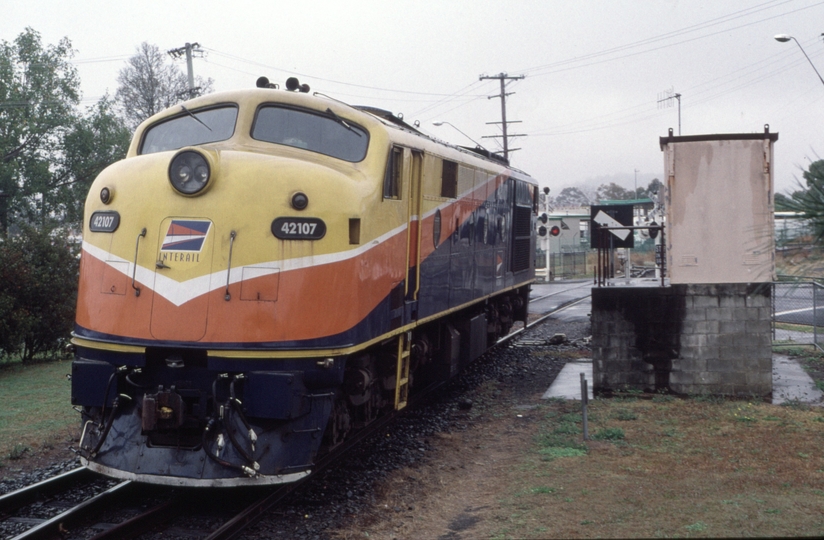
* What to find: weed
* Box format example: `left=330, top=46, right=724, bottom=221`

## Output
left=529, top=486, right=556, bottom=494
left=694, top=394, right=727, bottom=404
left=780, top=399, right=810, bottom=411
left=592, top=427, right=625, bottom=441
left=685, top=521, right=707, bottom=532
left=614, top=408, right=638, bottom=421
left=540, top=447, right=587, bottom=459
left=560, top=412, right=583, bottom=424
left=733, top=402, right=758, bottom=422
left=7, top=443, right=30, bottom=460
left=553, top=422, right=580, bottom=435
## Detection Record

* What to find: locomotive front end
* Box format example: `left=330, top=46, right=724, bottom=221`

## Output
left=71, top=89, right=393, bottom=486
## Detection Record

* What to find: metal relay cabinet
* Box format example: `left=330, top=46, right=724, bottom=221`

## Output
left=659, top=126, right=778, bottom=284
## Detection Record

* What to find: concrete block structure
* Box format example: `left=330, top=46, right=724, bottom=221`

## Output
left=591, top=283, right=772, bottom=397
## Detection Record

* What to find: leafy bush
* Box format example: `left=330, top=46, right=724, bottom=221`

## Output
left=0, top=227, right=78, bottom=362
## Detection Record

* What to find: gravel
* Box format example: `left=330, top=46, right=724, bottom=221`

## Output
left=0, top=457, right=81, bottom=496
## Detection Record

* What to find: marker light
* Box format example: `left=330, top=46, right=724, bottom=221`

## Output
left=291, top=192, right=309, bottom=210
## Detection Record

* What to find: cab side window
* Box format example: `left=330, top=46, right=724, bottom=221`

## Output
left=441, top=160, right=457, bottom=198
left=384, top=147, right=403, bottom=199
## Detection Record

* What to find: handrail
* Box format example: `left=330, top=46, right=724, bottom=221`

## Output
left=131, top=228, right=147, bottom=296
left=225, top=231, right=236, bottom=301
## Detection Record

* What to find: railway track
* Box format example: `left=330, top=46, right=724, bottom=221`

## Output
left=0, top=468, right=131, bottom=540
left=1, top=296, right=589, bottom=540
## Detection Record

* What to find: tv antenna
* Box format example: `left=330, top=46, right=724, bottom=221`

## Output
left=657, top=87, right=681, bottom=135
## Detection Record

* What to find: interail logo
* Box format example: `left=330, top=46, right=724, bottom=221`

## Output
left=161, top=220, right=211, bottom=252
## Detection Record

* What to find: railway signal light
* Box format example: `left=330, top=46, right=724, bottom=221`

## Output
left=550, top=225, right=561, bottom=237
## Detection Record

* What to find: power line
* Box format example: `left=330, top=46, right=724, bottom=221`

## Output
left=517, top=0, right=821, bottom=78
left=202, top=48, right=488, bottom=99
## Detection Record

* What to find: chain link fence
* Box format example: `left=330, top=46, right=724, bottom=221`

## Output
left=548, top=251, right=589, bottom=280
left=773, top=277, right=824, bottom=350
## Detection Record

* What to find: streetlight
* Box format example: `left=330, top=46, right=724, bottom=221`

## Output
left=774, top=34, right=824, bottom=87
left=432, top=121, right=488, bottom=151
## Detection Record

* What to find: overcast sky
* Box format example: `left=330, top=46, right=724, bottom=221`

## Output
left=3, top=0, right=824, bottom=196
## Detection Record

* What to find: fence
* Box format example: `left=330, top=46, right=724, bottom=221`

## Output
left=773, top=277, right=824, bottom=351
left=547, top=251, right=588, bottom=280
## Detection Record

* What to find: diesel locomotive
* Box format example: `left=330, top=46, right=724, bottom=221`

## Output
left=71, top=77, right=539, bottom=486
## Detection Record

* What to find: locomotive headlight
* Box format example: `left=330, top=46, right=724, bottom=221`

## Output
left=100, top=186, right=113, bottom=204
left=169, top=150, right=211, bottom=195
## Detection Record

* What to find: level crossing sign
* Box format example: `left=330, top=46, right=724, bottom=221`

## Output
left=590, top=204, right=635, bottom=249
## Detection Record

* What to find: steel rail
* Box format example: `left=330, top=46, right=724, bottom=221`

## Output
left=86, top=493, right=187, bottom=540
left=499, top=295, right=591, bottom=346
left=10, top=481, right=133, bottom=540
left=529, top=281, right=592, bottom=304
left=0, top=467, right=99, bottom=516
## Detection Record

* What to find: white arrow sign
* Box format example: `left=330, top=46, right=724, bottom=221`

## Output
left=593, top=210, right=631, bottom=241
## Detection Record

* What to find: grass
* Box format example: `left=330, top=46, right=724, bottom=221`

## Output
left=774, top=322, right=816, bottom=334
left=492, top=398, right=824, bottom=539
left=0, top=359, right=77, bottom=466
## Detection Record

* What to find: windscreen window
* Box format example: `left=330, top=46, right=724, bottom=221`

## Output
left=252, top=106, right=369, bottom=162
left=140, top=106, right=238, bottom=155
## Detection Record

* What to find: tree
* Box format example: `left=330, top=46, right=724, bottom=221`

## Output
left=50, top=96, right=130, bottom=226
left=785, top=160, right=824, bottom=239
left=0, top=29, right=128, bottom=234
left=774, top=192, right=793, bottom=211
left=115, top=42, right=213, bottom=130
left=553, top=186, right=591, bottom=208
left=0, top=227, right=79, bottom=362
left=0, top=28, right=79, bottom=235
left=631, top=178, right=663, bottom=200
left=596, top=182, right=631, bottom=202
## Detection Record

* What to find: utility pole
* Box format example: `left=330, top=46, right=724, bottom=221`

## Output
left=168, top=42, right=204, bottom=99
left=479, top=72, right=526, bottom=161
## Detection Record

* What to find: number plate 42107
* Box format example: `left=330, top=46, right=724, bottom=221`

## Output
left=271, top=217, right=327, bottom=240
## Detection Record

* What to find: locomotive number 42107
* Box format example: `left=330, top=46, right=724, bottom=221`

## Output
left=271, top=217, right=326, bottom=240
